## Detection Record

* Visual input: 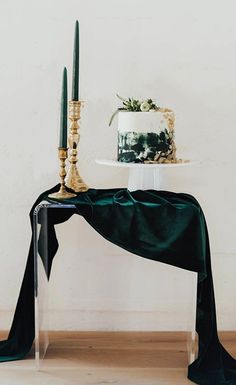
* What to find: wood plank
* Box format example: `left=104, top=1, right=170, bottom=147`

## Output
left=0, top=331, right=236, bottom=385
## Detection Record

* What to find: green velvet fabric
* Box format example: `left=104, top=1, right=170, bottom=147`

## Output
left=0, top=184, right=236, bottom=385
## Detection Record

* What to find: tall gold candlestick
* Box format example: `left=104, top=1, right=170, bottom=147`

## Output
left=48, top=148, right=77, bottom=199
left=65, top=100, right=89, bottom=192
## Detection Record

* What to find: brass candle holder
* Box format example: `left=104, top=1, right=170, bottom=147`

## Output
left=48, top=148, right=77, bottom=199
left=65, top=100, right=89, bottom=192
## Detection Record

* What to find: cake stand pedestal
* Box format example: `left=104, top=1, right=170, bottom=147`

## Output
left=96, top=159, right=200, bottom=191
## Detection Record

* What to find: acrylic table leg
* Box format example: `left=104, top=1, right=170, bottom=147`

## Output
left=33, top=204, right=50, bottom=370
left=186, top=272, right=197, bottom=364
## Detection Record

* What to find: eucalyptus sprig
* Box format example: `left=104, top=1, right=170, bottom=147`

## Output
left=109, top=94, right=160, bottom=126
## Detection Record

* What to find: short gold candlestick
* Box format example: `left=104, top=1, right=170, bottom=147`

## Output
left=48, top=148, right=77, bottom=199
left=65, top=100, right=89, bottom=192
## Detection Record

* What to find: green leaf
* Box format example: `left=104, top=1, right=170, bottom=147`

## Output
left=109, top=109, right=119, bottom=126
left=116, top=94, right=127, bottom=103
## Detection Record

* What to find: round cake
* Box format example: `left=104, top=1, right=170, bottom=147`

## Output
left=117, top=108, right=177, bottom=163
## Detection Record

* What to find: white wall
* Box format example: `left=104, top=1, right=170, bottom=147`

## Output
left=0, top=0, right=236, bottom=331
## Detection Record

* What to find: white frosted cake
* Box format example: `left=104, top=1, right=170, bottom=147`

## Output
left=117, top=109, right=177, bottom=163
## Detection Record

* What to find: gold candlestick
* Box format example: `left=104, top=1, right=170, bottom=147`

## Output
left=65, top=100, right=89, bottom=192
left=48, top=148, right=77, bottom=199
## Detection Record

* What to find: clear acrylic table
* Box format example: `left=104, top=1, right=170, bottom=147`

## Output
left=33, top=201, right=198, bottom=370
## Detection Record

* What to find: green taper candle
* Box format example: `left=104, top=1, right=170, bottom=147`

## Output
left=59, top=67, right=68, bottom=148
left=72, top=20, right=80, bottom=101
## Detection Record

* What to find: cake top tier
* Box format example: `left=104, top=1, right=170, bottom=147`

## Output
left=118, top=109, right=175, bottom=134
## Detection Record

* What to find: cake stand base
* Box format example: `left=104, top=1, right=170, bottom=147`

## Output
left=96, top=159, right=200, bottom=191
left=128, top=167, right=163, bottom=191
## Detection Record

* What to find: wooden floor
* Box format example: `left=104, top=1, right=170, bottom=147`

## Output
left=0, top=331, right=236, bottom=385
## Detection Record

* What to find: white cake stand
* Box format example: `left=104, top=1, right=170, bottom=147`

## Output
left=96, top=159, right=200, bottom=191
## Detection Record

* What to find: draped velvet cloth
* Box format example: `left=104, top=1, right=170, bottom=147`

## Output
left=0, top=184, right=236, bottom=385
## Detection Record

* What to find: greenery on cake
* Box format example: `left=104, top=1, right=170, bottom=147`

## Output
left=109, top=94, right=160, bottom=126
